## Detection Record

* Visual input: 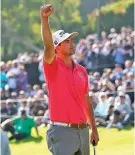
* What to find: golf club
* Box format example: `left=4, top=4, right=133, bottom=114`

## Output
left=92, top=140, right=96, bottom=155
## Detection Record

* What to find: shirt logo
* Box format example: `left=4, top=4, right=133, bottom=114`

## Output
left=54, top=40, right=58, bottom=45
left=59, top=31, right=65, bottom=37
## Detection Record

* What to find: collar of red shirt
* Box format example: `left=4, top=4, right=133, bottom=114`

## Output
left=56, top=56, right=79, bottom=71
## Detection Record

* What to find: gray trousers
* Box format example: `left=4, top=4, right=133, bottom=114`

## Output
left=46, top=125, right=90, bottom=155
left=0, top=130, right=11, bottom=155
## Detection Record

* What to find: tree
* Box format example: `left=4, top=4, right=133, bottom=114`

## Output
left=1, top=0, right=82, bottom=60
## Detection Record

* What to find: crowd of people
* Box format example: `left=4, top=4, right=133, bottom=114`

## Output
left=0, top=26, right=134, bottom=131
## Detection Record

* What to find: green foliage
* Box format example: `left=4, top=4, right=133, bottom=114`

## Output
left=1, top=0, right=43, bottom=61
left=101, top=0, right=133, bottom=14
left=1, top=0, right=82, bottom=61
left=88, top=0, right=134, bottom=34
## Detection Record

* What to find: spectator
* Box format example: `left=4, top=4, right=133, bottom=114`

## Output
left=84, top=44, right=97, bottom=72
left=19, top=90, right=26, bottom=99
left=89, top=91, right=98, bottom=110
left=0, top=62, right=8, bottom=89
left=17, top=65, right=28, bottom=91
left=124, top=80, right=134, bottom=104
left=111, top=64, right=123, bottom=81
left=93, top=72, right=101, bottom=82
left=6, top=72, right=17, bottom=93
left=38, top=54, right=45, bottom=85
left=114, top=77, right=123, bottom=90
left=1, top=89, right=8, bottom=100
left=10, top=60, right=20, bottom=76
left=124, top=40, right=134, bottom=61
left=112, top=40, right=125, bottom=67
left=100, top=79, right=115, bottom=92
left=94, top=92, right=110, bottom=118
left=107, top=92, right=133, bottom=129
left=25, top=84, right=34, bottom=97
left=1, top=110, right=39, bottom=141
left=35, top=89, right=48, bottom=109
left=1, top=101, right=8, bottom=122
left=100, top=41, right=114, bottom=68
left=123, top=60, right=134, bottom=74
left=126, top=72, right=134, bottom=87
left=11, top=92, right=20, bottom=109
left=30, top=100, right=46, bottom=116
left=32, top=84, right=40, bottom=96
left=6, top=100, right=17, bottom=116
left=115, top=91, right=132, bottom=109
left=18, top=101, right=29, bottom=116
left=42, top=83, right=48, bottom=95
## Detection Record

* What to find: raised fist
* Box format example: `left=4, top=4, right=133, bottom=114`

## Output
left=40, top=4, right=54, bottom=19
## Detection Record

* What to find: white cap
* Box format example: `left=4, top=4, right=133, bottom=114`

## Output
left=117, top=86, right=125, bottom=92
left=52, top=30, right=78, bottom=48
left=118, top=91, right=125, bottom=97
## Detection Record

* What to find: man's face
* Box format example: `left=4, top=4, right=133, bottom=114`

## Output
left=1, top=103, right=6, bottom=109
left=21, top=114, right=26, bottom=119
left=56, top=37, right=75, bottom=56
left=120, top=96, right=125, bottom=103
left=125, top=62, right=132, bottom=68
left=94, top=74, right=100, bottom=81
left=101, top=95, right=106, bottom=101
left=7, top=103, right=13, bottom=108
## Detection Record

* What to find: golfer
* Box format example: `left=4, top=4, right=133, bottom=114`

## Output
left=40, top=4, right=99, bottom=155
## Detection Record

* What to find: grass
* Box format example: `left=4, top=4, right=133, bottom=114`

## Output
left=9, top=126, right=134, bottom=155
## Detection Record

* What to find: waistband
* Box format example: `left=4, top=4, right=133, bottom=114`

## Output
left=50, top=121, right=88, bottom=129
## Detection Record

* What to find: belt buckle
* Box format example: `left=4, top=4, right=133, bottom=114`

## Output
left=78, top=124, right=80, bottom=129
left=68, top=123, right=71, bottom=127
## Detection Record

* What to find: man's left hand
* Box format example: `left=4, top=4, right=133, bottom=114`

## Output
left=90, top=130, right=99, bottom=145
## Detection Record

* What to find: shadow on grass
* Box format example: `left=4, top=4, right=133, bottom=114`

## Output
left=123, top=125, right=133, bottom=131
left=10, top=136, right=43, bottom=144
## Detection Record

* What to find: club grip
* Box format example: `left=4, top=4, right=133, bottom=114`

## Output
left=92, top=140, right=96, bottom=146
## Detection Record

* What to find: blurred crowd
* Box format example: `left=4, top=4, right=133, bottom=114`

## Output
left=0, top=26, right=134, bottom=130
left=74, top=26, right=134, bottom=72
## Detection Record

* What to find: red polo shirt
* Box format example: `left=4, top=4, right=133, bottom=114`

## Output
left=43, top=56, right=89, bottom=124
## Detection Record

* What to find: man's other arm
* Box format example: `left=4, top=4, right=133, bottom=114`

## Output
left=84, top=94, right=99, bottom=145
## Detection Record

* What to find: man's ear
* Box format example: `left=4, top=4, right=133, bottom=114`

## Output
left=56, top=45, right=61, bottom=53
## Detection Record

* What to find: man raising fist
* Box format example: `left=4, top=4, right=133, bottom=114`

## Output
left=40, top=4, right=99, bottom=155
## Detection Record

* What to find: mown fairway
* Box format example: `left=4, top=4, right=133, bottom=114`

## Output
left=9, top=126, right=134, bottom=155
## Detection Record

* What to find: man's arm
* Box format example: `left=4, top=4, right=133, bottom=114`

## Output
left=1, top=119, right=13, bottom=130
left=40, top=4, right=55, bottom=64
left=84, top=94, right=99, bottom=145
left=35, top=126, right=39, bottom=137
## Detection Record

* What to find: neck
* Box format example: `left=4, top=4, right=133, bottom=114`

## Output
left=57, top=54, right=73, bottom=68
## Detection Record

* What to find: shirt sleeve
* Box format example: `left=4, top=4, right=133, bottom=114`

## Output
left=12, top=117, right=19, bottom=125
left=43, top=56, right=58, bottom=81
left=29, top=118, right=37, bottom=128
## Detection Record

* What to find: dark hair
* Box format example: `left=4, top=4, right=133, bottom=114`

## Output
left=21, top=110, right=26, bottom=115
left=109, top=105, right=114, bottom=109
left=126, top=81, right=131, bottom=86
left=114, top=110, right=121, bottom=116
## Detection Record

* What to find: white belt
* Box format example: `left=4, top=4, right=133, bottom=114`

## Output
left=50, top=121, right=71, bottom=127
left=49, top=121, right=88, bottom=128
